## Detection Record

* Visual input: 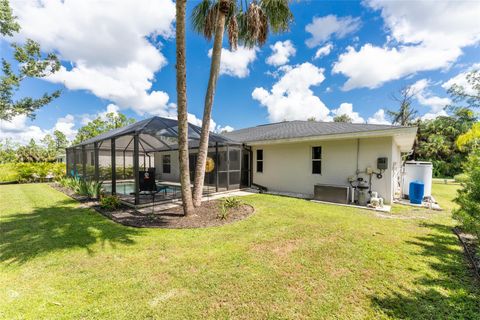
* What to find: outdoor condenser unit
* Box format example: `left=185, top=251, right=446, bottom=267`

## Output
left=314, top=184, right=350, bottom=204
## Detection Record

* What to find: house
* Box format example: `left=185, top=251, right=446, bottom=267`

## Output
left=223, top=121, right=417, bottom=204
left=66, top=117, right=417, bottom=206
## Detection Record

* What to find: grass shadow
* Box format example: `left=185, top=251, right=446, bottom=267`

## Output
left=371, top=223, right=479, bottom=319
left=0, top=199, right=141, bottom=265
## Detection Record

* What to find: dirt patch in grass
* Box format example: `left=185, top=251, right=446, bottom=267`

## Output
left=102, top=201, right=254, bottom=229
left=51, top=183, right=254, bottom=229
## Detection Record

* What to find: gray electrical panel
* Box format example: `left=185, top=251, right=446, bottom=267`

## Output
left=377, top=157, right=388, bottom=170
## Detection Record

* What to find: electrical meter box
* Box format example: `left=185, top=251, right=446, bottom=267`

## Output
left=377, top=157, right=388, bottom=170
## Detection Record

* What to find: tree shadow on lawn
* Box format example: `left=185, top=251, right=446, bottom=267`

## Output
left=371, top=223, right=480, bottom=319
left=0, top=199, right=141, bottom=265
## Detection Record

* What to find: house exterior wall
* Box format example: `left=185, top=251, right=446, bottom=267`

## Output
left=154, top=150, right=180, bottom=182
left=251, top=136, right=396, bottom=204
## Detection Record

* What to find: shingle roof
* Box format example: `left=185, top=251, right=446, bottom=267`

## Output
left=223, top=120, right=406, bottom=143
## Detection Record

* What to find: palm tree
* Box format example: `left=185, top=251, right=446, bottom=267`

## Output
left=191, top=0, right=293, bottom=207
left=176, top=0, right=194, bottom=215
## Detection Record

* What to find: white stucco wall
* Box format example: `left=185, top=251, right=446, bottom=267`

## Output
left=251, top=136, right=396, bottom=203
left=154, top=151, right=180, bottom=181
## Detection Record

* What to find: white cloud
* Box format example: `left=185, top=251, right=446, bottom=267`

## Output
left=252, top=62, right=331, bottom=122
left=314, top=43, right=333, bottom=59
left=266, top=40, right=296, bottom=67
left=411, top=79, right=451, bottom=114
left=442, top=63, right=480, bottom=96
left=80, top=103, right=122, bottom=125
left=367, top=109, right=390, bottom=125
left=208, top=46, right=257, bottom=78
left=10, top=0, right=176, bottom=115
left=409, top=79, right=451, bottom=120
left=331, top=103, right=365, bottom=123
left=186, top=113, right=233, bottom=134
left=0, top=114, right=77, bottom=144
left=305, top=15, right=361, bottom=48
left=333, top=0, right=480, bottom=90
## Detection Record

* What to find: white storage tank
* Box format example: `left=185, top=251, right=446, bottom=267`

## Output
left=402, top=161, right=433, bottom=198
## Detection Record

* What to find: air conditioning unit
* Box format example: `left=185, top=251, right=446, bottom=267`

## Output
left=314, top=184, right=350, bottom=204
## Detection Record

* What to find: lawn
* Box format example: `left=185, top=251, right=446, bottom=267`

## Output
left=1, top=183, right=478, bottom=319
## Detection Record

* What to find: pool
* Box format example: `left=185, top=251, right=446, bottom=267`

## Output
left=103, top=182, right=178, bottom=195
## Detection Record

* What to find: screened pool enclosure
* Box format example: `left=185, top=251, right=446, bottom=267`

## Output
left=66, top=116, right=251, bottom=207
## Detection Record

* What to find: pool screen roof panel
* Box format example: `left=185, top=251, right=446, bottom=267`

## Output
left=71, top=116, right=238, bottom=152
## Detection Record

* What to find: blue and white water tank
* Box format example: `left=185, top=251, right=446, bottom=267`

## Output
left=402, top=161, right=433, bottom=199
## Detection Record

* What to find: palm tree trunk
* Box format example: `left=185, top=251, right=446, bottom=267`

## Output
left=176, top=0, right=194, bottom=215
left=192, top=9, right=226, bottom=207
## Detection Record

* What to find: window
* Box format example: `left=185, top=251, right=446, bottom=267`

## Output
left=90, top=152, right=94, bottom=166
left=162, top=155, right=171, bottom=174
left=312, top=146, right=322, bottom=174
left=256, top=149, right=263, bottom=173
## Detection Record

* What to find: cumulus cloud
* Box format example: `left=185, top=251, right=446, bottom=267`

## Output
left=305, top=15, right=361, bottom=48
left=442, top=63, right=480, bottom=96
left=208, top=46, right=257, bottom=78
left=410, top=79, right=451, bottom=120
left=367, top=109, right=390, bottom=125
left=314, top=43, right=333, bottom=59
left=10, top=0, right=176, bottom=115
left=252, top=62, right=331, bottom=122
left=333, top=0, right=480, bottom=90
left=266, top=40, right=296, bottom=66
left=331, top=103, right=365, bottom=123
left=0, top=114, right=77, bottom=144
left=186, top=113, right=234, bottom=133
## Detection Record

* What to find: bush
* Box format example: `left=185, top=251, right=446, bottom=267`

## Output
left=77, top=180, right=103, bottom=199
left=453, top=150, right=480, bottom=239
left=218, top=197, right=242, bottom=220
left=454, top=173, right=469, bottom=183
left=0, top=162, right=66, bottom=183
left=100, top=195, right=121, bottom=211
left=0, top=163, right=19, bottom=182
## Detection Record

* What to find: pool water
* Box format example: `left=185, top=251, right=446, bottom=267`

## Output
left=103, top=182, right=177, bottom=195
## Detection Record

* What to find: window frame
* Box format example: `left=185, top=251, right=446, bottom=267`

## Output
left=256, top=149, right=263, bottom=173
left=162, top=154, right=171, bottom=174
left=311, top=146, right=322, bottom=175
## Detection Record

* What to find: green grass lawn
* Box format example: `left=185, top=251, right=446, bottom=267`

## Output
left=1, top=183, right=478, bottom=319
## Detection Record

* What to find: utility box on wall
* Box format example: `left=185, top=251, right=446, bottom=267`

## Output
left=377, top=157, right=388, bottom=170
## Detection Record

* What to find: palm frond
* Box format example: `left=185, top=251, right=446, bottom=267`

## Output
left=259, top=0, right=293, bottom=33
left=191, top=0, right=215, bottom=39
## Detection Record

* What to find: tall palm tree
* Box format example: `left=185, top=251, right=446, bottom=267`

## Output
left=176, top=0, right=194, bottom=215
left=191, top=0, right=293, bottom=207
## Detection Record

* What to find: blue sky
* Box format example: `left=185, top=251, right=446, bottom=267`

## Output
left=1, top=0, right=480, bottom=144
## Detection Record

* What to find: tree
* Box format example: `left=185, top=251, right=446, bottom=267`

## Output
left=175, top=0, right=194, bottom=215
left=333, top=114, right=353, bottom=123
left=387, top=85, right=418, bottom=126
left=191, top=0, right=293, bottom=206
left=413, top=107, right=477, bottom=177
left=0, top=138, right=18, bottom=163
left=448, top=70, right=480, bottom=110
left=0, top=0, right=61, bottom=121
left=53, top=130, right=68, bottom=153
left=73, top=112, right=135, bottom=145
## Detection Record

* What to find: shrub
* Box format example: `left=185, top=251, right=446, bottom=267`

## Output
left=218, top=197, right=242, bottom=220
left=0, top=162, right=66, bottom=183
left=100, top=195, right=121, bottom=211
left=453, top=150, right=480, bottom=239
left=454, top=173, right=469, bottom=183
left=77, top=179, right=103, bottom=199
left=0, top=163, right=19, bottom=182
